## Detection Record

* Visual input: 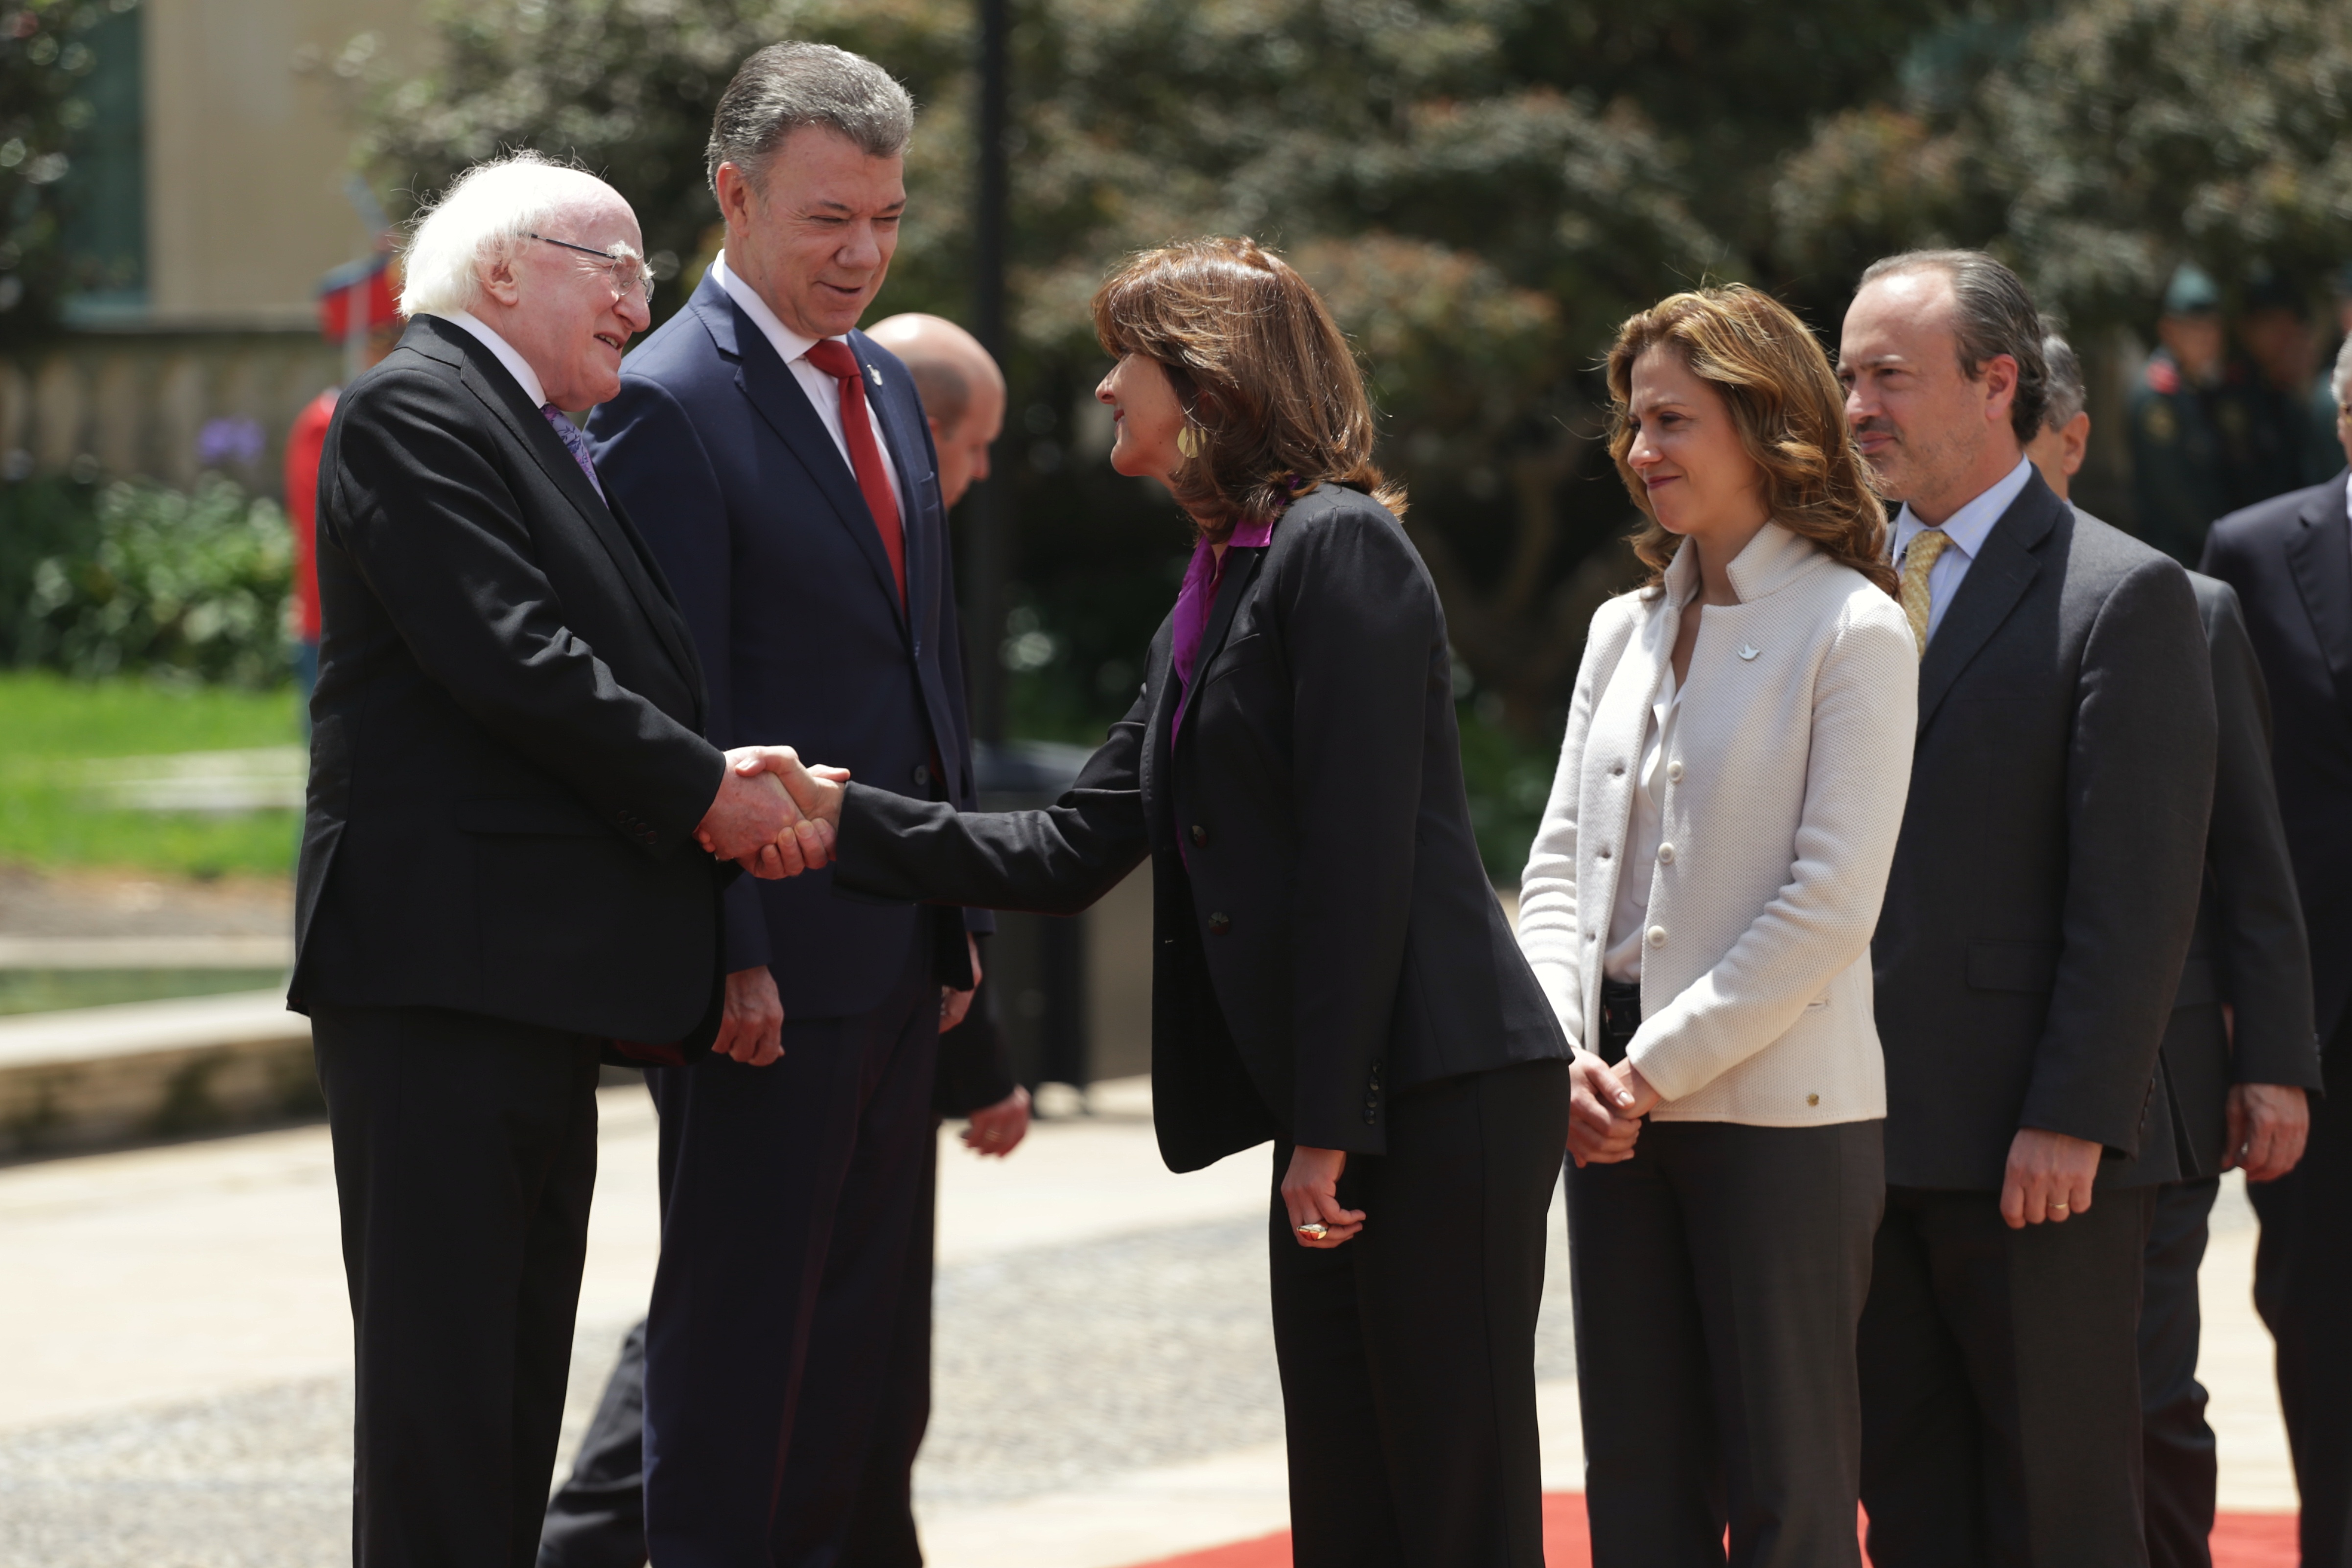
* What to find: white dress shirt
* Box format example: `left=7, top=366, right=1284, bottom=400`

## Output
left=711, top=252, right=906, bottom=519
left=440, top=309, right=549, bottom=410
left=1889, top=455, right=2035, bottom=644
left=1604, top=662, right=1680, bottom=984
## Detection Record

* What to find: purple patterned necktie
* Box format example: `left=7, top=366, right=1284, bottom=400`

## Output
left=542, top=404, right=605, bottom=503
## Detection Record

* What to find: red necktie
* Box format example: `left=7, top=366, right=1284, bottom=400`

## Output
left=803, top=338, right=906, bottom=606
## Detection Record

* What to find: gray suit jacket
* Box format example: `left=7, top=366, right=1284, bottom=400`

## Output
left=1873, top=469, right=2216, bottom=1191
left=2154, top=574, right=2322, bottom=1180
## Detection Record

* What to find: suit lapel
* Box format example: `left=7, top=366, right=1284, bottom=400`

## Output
left=722, top=298, right=907, bottom=628
left=1916, top=483, right=2057, bottom=732
left=2283, top=483, right=2352, bottom=728
left=1191, top=546, right=1264, bottom=690
left=427, top=320, right=707, bottom=693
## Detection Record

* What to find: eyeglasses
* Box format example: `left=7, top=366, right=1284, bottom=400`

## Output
left=529, top=232, right=656, bottom=306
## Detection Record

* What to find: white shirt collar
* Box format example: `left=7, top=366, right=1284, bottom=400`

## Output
left=1892, top=455, right=2036, bottom=563
left=710, top=251, right=833, bottom=368
left=438, top=309, right=549, bottom=411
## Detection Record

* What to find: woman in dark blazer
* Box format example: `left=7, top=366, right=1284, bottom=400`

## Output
left=755, top=237, right=1571, bottom=1567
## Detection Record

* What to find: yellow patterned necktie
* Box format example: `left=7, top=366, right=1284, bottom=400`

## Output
left=1899, top=528, right=1953, bottom=654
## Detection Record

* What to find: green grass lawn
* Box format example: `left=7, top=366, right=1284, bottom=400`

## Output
left=0, top=671, right=303, bottom=878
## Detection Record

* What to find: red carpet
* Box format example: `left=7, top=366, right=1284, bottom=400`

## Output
left=1128, top=1493, right=2301, bottom=1567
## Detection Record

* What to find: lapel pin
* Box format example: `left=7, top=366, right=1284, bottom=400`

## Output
left=867, top=364, right=883, bottom=387
left=1739, top=644, right=1760, bottom=660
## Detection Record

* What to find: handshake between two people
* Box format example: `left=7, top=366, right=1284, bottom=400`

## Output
left=1566, top=1050, right=1662, bottom=1169
left=691, top=746, right=851, bottom=878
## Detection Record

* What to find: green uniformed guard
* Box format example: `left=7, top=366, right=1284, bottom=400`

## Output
left=2131, top=264, right=2293, bottom=564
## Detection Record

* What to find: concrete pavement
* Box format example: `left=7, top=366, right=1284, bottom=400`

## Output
left=0, top=1076, right=2298, bottom=1567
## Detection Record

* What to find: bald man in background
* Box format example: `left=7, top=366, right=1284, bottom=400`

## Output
left=537, top=311, right=1021, bottom=1568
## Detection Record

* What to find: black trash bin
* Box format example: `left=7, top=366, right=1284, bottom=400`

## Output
left=971, top=741, right=1095, bottom=1097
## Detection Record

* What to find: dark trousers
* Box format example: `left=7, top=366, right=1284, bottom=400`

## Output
left=1269, top=1056, right=1570, bottom=1568
left=2250, top=1056, right=2352, bottom=1568
left=1566, top=1117, right=1884, bottom=1568
left=641, top=941, right=939, bottom=1568
left=540, top=1136, right=943, bottom=1568
left=312, top=1003, right=604, bottom=1568
left=1859, top=1182, right=2157, bottom=1568
left=2142, top=1176, right=2220, bottom=1568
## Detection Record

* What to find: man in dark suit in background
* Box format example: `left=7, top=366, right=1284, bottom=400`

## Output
left=292, top=152, right=811, bottom=1568
left=1841, top=251, right=2216, bottom=1568
left=583, top=45, right=995, bottom=1568
left=2029, top=326, right=2322, bottom=1568
left=537, top=311, right=1030, bottom=1568
left=2200, top=335, right=2352, bottom=1568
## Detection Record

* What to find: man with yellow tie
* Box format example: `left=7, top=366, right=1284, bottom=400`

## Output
left=1838, top=250, right=2217, bottom=1568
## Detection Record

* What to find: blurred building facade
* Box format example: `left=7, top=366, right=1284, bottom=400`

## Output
left=0, top=0, right=423, bottom=496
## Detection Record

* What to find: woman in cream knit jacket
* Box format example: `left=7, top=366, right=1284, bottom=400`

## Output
left=1517, top=285, right=1915, bottom=1568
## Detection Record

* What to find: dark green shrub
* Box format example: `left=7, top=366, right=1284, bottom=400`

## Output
left=19, top=474, right=292, bottom=687
left=0, top=474, right=102, bottom=662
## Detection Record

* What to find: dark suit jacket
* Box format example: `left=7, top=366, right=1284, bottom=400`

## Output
left=588, top=272, right=989, bottom=1021
left=1873, top=469, right=2216, bottom=1191
left=830, top=485, right=1567, bottom=1172
left=2154, top=573, right=2323, bottom=1179
left=2202, top=470, right=2352, bottom=1055
left=291, top=315, right=728, bottom=1048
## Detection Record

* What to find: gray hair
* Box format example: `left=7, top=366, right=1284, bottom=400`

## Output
left=400, top=151, right=621, bottom=320
left=1860, top=249, right=2050, bottom=443
left=2040, top=319, right=2087, bottom=431
left=706, top=43, right=914, bottom=191
left=2333, top=333, right=2352, bottom=416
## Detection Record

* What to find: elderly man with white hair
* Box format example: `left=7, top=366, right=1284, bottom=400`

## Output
left=290, top=150, right=818, bottom=1568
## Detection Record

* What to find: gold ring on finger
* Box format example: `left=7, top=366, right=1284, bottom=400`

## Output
left=1295, top=1222, right=1329, bottom=1240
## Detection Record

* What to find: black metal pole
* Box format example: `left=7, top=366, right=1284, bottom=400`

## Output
left=967, top=0, right=1011, bottom=745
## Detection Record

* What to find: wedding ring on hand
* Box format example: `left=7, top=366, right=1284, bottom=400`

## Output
left=2050, top=1202, right=2071, bottom=1214
left=1295, top=1222, right=1329, bottom=1240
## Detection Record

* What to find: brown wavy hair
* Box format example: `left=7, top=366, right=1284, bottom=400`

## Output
left=1092, top=236, right=1404, bottom=539
left=1607, top=284, right=1895, bottom=596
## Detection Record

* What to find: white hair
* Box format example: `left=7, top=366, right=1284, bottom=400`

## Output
left=398, top=151, right=621, bottom=320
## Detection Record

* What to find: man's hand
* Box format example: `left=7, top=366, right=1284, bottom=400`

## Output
left=2223, top=1083, right=2310, bottom=1183
left=961, top=1085, right=1030, bottom=1158
left=713, top=965, right=785, bottom=1067
left=1567, top=1050, right=1643, bottom=1168
left=719, top=747, right=849, bottom=871
left=1281, top=1145, right=1366, bottom=1247
left=2000, top=1127, right=2103, bottom=1228
left=941, top=933, right=983, bottom=1033
left=695, top=749, right=825, bottom=876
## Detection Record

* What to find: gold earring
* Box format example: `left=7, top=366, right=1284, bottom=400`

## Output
left=1176, top=426, right=1200, bottom=459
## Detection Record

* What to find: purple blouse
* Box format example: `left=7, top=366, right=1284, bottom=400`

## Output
left=1167, top=515, right=1276, bottom=747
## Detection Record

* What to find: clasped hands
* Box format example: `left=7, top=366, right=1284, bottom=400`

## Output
left=692, top=746, right=851, bottom=878
left=1566, top=1050, right=1662, bottom=1168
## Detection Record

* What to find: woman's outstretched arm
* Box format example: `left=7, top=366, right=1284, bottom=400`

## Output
left=817, top=691, right=1154, bottom=918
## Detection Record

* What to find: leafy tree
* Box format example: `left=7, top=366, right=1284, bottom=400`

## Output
left=0, top=0, right=140, bottom=345
left=348, top=0, right=2030, bottom=787
left=1772, top=0, right=2352, bottom=333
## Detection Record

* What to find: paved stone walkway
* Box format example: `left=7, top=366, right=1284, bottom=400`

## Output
left=0, top=1079, right=2293, bottom=1568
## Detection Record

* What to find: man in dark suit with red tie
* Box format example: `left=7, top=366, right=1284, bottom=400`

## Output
left=583, top=43, right=993, bottom=1568
left=2200, top=333, right=2352, bottom=1568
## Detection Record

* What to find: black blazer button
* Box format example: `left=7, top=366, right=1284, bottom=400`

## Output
left=1364, top=1109, right=1378, bottom=1124
left=1190, top=823, right=1210, bottom=847
left=912, top=764, right=931, bottom=788
left=1207, top=912, right=1232, bottom=935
